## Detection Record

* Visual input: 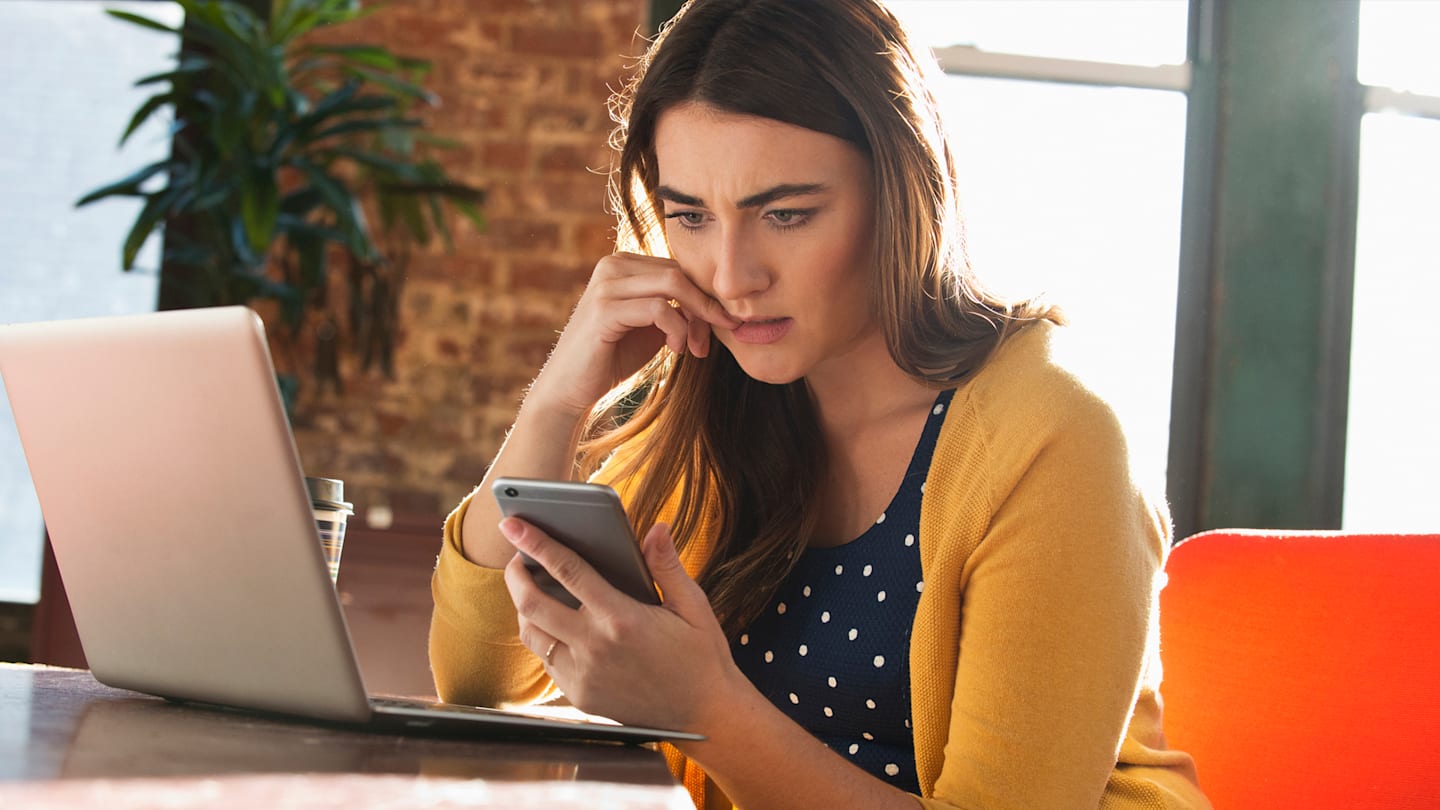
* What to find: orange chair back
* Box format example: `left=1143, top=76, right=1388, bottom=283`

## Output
left=1160, top=529, right=1440, bottom=809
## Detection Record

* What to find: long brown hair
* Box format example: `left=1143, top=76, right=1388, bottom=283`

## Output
left=582, top=0, right=1060, bottom=638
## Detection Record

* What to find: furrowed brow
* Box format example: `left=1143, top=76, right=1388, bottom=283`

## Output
left=655, top=186, right=704, bottom=207
left=654, top=183, right=830, bottom=210
left=737, top=183, right=828, bottom=209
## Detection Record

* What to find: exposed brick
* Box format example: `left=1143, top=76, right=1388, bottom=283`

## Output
left=287, top=0, right=646, bottom=522
left=481, top=139, right=532, bottom=171
left=513, top=25, right=604, bottom=59
left=435, top=335, right=463, bottom=360
left=469, top=371, right=534, bottom=410
left=482, top=217, right=563, bottom=251
left=445, top=453, right=495, bottom=486
left=512, top=258, right=589, bottom=292
left=523, top=101, right=604, bottom=134
left=388, top=488, right=445, bottom=519
left=376, top=410, right=410, bottom=437
left=537, top=143, right=604, bottom=174
left=526, top=177, right=611, bottom=213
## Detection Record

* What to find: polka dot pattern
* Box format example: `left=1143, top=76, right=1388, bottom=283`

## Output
left=729, top=389, right=954, bottom=795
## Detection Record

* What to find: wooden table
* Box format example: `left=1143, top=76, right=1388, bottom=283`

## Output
left=0, top=663, right=691, bottom=809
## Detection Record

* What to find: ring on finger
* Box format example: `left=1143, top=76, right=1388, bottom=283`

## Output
left=544, top=640, right=558, bottom=662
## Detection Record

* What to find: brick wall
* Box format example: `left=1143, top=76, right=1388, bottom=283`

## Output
left=289, top=0, right=652, bottom=526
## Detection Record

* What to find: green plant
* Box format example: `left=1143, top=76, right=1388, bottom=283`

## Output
left=78, top=0, right=483, bottom=388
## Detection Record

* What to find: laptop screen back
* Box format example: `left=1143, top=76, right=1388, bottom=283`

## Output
left=0, top=307, right=371, bottom=722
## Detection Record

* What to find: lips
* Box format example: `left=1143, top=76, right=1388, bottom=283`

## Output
left=730, top=317, right=793, bottom=345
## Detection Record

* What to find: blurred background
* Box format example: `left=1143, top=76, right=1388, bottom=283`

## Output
left=1, top=0, right=1436, bottom=689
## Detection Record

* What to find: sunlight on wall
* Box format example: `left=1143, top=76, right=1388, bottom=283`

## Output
left=1359, top=0, right=1440, bottom=96
left=1342, top=2, right=1440, bottom=531
left=1344, top=113, right=1440, bottom=531
left=936, top=77, right=1185, bottom=487
left=0, top=1, right=182, bottom=602
left=885, top=1, right=1188, bottom=487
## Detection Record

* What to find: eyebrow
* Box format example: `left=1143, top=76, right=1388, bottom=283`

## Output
left=654, top=182, right=829, bottom=210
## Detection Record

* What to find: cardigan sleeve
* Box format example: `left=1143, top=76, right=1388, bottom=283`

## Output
left=428, top=491, right=560, bottom=708
left=916, top=324, right=1206, bottom=809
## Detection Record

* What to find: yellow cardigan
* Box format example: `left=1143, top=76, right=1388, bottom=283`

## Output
left=429, top=322, right=1210, bottom=809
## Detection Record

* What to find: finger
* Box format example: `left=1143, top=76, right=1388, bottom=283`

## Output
left=502, top=543, right=584, bottom=644
left=512, top=609, right=558, bottom=666
left=597, top=296, right=693, bottom=356
left=641, top=523, right=711, bottom=618
left=675, top=287, right=740, bottom=330
left=684, top=309, right=713, bottom=357
left=601, top=264, right=738, bottom=330
left=499, top=516, right=631, bottom=618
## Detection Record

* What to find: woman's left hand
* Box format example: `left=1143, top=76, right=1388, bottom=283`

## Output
left=499, top=516, right=741, bottom=732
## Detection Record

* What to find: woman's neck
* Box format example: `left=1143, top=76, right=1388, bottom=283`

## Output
left=805, top=331, right=937, bottom=439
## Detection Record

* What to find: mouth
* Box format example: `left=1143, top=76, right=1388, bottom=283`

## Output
left=730, top=317, right=793, bottom=345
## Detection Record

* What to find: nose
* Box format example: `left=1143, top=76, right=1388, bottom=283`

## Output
left=709, top=227, right=771, bottom=304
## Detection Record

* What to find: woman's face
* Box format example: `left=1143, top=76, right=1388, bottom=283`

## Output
left=653, top=102, right=879, bottom=385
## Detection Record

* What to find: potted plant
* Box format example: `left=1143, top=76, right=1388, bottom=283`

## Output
left=77, top=0, right=483, bottom=407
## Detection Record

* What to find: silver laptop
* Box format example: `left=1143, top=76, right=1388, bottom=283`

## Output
left=0, top=306, right=699, bottom=745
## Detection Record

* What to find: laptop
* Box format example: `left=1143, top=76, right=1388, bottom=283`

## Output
left=0, top=306, right=700, bottom=745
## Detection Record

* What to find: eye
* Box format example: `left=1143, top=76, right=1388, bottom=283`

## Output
left=765, top=208, right=815, bottom=230
left=664, top=211, right=706, bottom=229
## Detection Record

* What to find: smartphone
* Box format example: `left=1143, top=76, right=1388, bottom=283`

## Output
left=492, top=477, right=661, bottom=608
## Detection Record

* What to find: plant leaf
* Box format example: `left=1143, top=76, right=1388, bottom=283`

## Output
left=324, top=146, right=426, bottom=180
left=118, top=92, right=175, bottom=146
left=121, top=192, right=171, bottom=270
left=134, top=56, right=212, bottom=88
left=239, top=169, right=280, bottom=256
left=344, top=65, right=437, bottom=105
left=307, top=116, right=421, bottom=144
left=308, top=44, right=402, bottom=71
left=104, top=9, right=181, bottom=35
left=75, top=161, right=171, bottom=207
left=426, top=194, right=452, bottom=250
left=453, top=199, right=486, bottom=231
left=292, top=159, right=375, bottom=259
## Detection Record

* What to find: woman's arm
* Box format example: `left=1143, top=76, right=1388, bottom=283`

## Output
left=500, top=517, right=924, bottom=810
left=457, top=253, right=737, bottom=570
left=430, top=252, right=736, bottom=706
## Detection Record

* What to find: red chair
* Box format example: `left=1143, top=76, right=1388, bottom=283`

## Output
left=1160, top=529, right=1440, bottom=809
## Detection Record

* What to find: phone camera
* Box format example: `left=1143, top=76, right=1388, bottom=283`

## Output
left=503, top=487, right=519, bottom=497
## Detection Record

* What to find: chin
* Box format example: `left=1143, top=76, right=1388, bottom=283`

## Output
left=729, top=356, right=805, bottom=386
left=716, top=337, right=809, bottom=385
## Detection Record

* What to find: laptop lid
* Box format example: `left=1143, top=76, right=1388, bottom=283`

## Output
left=0, top=307, right=372, bottom=723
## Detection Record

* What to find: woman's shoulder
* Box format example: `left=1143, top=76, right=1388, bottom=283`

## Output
left=958, top=319, right=1121, bottom=433
left=930, top=320, right=1143, bottom=495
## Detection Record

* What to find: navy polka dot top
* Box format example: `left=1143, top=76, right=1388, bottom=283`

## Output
left=730, top=388, right=954, bottom=794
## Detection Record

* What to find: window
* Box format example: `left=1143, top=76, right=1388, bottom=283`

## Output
left=1342, top=1, right=1440, bottom=531
left=0, top=1, right=182, bottom=602
left=885, top=1, right=1190, bottom=485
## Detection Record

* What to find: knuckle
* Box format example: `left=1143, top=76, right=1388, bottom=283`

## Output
left=516, top=625, right=537, bottom=651
left=607, top=613, right=640, bottom=639
left=549, top=553, right=586, bottom=586
left=594, top=254, right=620, bottom=275
left=512, top=590, right=543, bottom=617
left=662, top=266, right=687, bottom=288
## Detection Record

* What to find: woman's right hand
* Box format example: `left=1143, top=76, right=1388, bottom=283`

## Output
left=526, top=252, right=739, bottom=420
left=458, top=252, right=735, bottom=569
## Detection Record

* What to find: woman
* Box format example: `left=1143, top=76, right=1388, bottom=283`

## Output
left=430, top=1, right=1210, bottom=808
